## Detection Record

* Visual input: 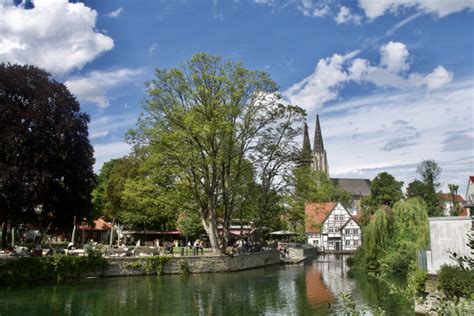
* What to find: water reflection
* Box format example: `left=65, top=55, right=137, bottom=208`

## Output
left=0, top=255, right=412, bottom=315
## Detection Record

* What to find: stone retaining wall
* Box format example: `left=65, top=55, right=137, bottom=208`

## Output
left=101, top=251, right=280, bottom=277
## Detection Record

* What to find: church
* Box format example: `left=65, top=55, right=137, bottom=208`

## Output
left=303, top=115, right=369, bottom=252
left=302, top=115, right=371, bottom=209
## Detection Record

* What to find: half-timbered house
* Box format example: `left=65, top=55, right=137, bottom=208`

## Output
left=305, top=202, right=362, bottom=252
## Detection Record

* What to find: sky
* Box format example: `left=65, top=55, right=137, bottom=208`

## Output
left=1, top=0, right=473, bottom=195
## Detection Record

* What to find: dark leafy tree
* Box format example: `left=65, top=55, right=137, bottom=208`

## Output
left=0, top=64, right=95, bottom=248
left=413, top=160, right=443, bottom=216
left=406, top=180, right=426, bottom=198
left=369, top=172, right=404, bottom=208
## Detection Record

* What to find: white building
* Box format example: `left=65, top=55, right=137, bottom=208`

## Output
left=305, top=202, right=362, bottom=252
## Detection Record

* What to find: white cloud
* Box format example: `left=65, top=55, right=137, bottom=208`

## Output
left=107, top=7, right=123, bottom=18
left=90, top=130, right=109, bottom=140
left=93, top=141, right=132, bottom=172
left=284, top=42, right=453, bottom=111
left=313, top=5, right=329, bottom=17
left=65, top=69, right=143, bottom=108
left=309, top=79, right=473, bottom=194
left=335, top=6, right=362, bottom=24
left=149, top=43, right=160, bottom=55
left=379, top=41, right=409, bottom=73
left=358, top=0, right=474, bottom=19
left=0, top=0, right=114, bottom=75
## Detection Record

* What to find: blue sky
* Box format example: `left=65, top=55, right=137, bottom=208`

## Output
left=1, top=0, right=473, bottom=195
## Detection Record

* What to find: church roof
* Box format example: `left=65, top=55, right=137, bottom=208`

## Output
left=331, top=178, right=371, bottom=196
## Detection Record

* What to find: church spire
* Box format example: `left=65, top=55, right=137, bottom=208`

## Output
left=313, top=114, right=325, bottom=153
left=301, top=122, right=312, bottom=167
left=311, top=114, right=329, bottom=176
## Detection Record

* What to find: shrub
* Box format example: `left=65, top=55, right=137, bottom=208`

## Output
left=143, top=256, right=171, bottom=275
left=407, top=268, right=427, bottom=296
left=438, top=265, right=474, bottom=302
left=0, top=255, right=109, bottom=284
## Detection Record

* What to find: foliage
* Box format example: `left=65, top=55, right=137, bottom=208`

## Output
left=437, top=265, right=474, bottom=303
left=176, top=211, right=204, bottom=239
left=0, top=63, right=95, bottom=247
left=369, top=172, right=404, bottom=208
left=0, top=254, right=108, bottom=283
left=408, top=160, right=443, bottom=216
left=126, top=261, right=143, bottom=269
left=143, top=256, right=171, bottom=275
left=407, top=268, right=427, bottom=296
left=353, top=198, right=429, bottom=275
left=450, top=234, right=474, bottom=271
left=127, top=53, right=305, bottom=252
left=448, top=184, right=461, bottom=216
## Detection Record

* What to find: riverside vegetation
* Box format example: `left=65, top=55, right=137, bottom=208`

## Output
left=347, top=197, right=473, bottom=314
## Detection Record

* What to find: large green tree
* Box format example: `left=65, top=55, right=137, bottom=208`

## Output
left=128, top=53, right=305, bottom=252
left=369, top=172, right=404, bottom=208
left=0, top=64, right=95, bottom=248
left=408, top=160, right=443, bottom=216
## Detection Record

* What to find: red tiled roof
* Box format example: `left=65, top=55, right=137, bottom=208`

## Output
left=438, top=193, right=465, bottom=203
left=305, top=202, right=337, bottom=233
left=79, top=218, right=112, bottom=231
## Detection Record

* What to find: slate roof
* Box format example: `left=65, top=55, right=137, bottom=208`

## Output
left=331, top=178, right=371, bottom=196
left=305, top=202, right=337, bottom=233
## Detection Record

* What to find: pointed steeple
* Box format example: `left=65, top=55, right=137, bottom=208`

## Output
left=311, top=114, right=329, bottom=176
left=301, top=123, right=312, bottom=167
left=313, top=114, right=325, bottom=153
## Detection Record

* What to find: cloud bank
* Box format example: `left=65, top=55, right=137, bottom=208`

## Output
left=0, top=0, right=113, bottom=75
left=284, top=41, right=453, bottom=111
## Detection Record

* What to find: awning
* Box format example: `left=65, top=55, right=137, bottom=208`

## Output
left=269, top=230, right=296, bottom=235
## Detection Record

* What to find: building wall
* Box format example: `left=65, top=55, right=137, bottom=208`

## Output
left=341, top=220, right=361, bottom=251
left=427, top=216, right=472, bottom=274
left=307, top=203, right=361, bottom=252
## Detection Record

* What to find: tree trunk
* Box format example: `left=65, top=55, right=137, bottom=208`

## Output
left=109, top=217, right=116, bottom=246
left=202, top=214, right=222, bottom=253
left=1, top=222, right=6, bottom=249
left=71, top=216, right=76, bottom=244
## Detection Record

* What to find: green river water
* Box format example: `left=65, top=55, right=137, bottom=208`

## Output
left=0, top=255, right=412, bottom=315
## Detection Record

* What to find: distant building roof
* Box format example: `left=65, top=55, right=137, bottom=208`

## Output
left=79, top=218, right=112, bottom=231
left=331, top=178, right=371, bottom=196
left=438, top=193, right=465, bottom=203
left=305, top=202, right=337, bottom=233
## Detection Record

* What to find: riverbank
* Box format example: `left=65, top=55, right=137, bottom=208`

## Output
left=0, top=251, right=280, bottom=283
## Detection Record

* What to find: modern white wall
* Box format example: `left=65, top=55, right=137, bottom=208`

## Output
left=427, top=216, right=472, bottom=274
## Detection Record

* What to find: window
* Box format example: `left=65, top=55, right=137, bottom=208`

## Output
left=345, top=229, right=351, bottom=235
left=329, top=227, right=333, bottom=233
left=353, top=240, right=359, bottom=246
left=353, top=229, right=359, bottom=235
left=345, top=240, right=351, bottom=246
left=329, top=241, right=334, bottom=246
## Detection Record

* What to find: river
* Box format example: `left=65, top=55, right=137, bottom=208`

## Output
left=0, top=255, right=412, bottom=315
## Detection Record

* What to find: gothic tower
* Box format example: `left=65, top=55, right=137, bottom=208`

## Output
left=300, top=123, right=313, bottom=167
left=312, top=115, right=329, bottom=176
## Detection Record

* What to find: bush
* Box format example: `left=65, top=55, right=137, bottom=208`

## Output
left=407, top=268, right=427, bottom=296
left=0, top=254, right=109, bottom=284
left=438, top=265, right=474, bottom=302
left=143, top=256, right=171, bottom=275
